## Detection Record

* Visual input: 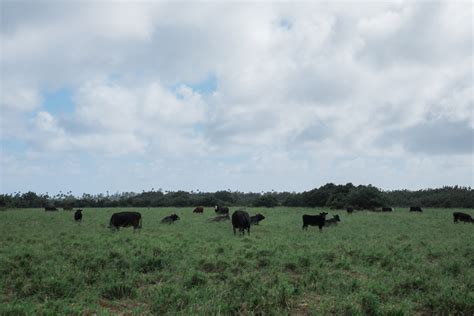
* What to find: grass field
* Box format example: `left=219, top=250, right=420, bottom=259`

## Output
left=1, top=207, right=473, bottom=315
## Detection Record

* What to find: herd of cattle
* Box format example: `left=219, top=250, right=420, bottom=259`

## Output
left=44, top=205, right=473, bottom=235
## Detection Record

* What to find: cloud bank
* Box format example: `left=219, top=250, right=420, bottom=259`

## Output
left=1, top=1, right=472, bottom=194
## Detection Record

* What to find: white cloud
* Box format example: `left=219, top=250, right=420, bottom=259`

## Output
left=0, top=1, right=472, bottom=193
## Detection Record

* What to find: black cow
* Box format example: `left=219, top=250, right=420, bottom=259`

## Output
left=193, top=206, right=204, bottom=214
left=325, top=215, right=340, bottom=226
left=215, top=205, right=229, bottom=215
left=63, top=206, right=73, bottom=211
left=302, top=212, right=328, bottom=231
left=346, top=207, right=354, bottom=214
left=109, top=212, right=142, bottom=231
left=250, top=214, right=265, bottom=225
left=74, top=209, right=82, bottom=222
left=232, top=210, right=250, bottom=235
left=409, top=206, right=423, bottom=212
left=453, top=212, right=473, bottom=223
left=207, top=214, right=230, bottom=222
left=382, top=207, right=393, bottom=212
left=44, top=206, right=58, bottom=211
left=161, top=214, right=180, bottom=224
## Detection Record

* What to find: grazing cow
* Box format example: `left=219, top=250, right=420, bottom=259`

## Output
left=302, top=212, right=328, bottom=231
left=325, top=215, right=341, bottom=227
left=63, top=206, right=73, bottom=211
left=193, top=206, right=204, bottom=214
left=207, top=214, right=230, bottom=222
left=453, top=212, right=473, bottom=223
left=409, top=206, right=423, bottom=212
left=250, top=214, right=265, bottom=225
left=74, top=209, right=82, bottom=222
left=109, top=212, right=142, bottom=231
left=346, top=207, right=354, bottom=214
left=382, top=207, right=393, bottom=212
left=215, top=205, right=229, bottom=215
left=161, top=214, right=180, bottom=224
left=232, top=210, right=251, bottom=235
left=44, top=206, right=58, bottom=211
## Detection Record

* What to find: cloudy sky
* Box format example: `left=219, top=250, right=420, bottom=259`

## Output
left=0, top=1, right=472, bottom=195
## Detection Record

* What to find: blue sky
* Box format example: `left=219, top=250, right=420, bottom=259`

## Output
left=1, top=1, right=472, bottom=195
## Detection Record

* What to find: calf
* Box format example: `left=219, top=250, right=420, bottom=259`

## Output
left=74, top=209, right=83, bottom=222
left=161, top=214, right=180, bottom=224
left=409, top=206, right=423, bottom=212
left=250, top=213, right=265, bottom=225
left=63, top=206, right=73, bottom=211
left=109, top=212, right=142, bottom=231
left=325, top=215, right=340, bottom=227
left=193, top=206, right=204, bottom=214
left=382, top=207, right=393, bottom=212
left=232, top=210, right=250, bottom=235
left=346, top=207, right=354, bottom=214
left=302, top=212, right=328, bottom=231
left=453, top=212, right=473, bottom=223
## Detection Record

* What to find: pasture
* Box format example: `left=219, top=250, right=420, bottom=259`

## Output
left=1, top=207, right=473, bottom=315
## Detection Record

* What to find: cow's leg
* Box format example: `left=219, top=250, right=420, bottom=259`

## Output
left=233, top=226, right=236, bottom=235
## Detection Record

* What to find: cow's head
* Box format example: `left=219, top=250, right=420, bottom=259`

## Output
left=333, top=215, right=340, bottom=221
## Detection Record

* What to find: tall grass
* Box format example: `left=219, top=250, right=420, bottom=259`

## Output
left=1, top=207, right=473, bottom=314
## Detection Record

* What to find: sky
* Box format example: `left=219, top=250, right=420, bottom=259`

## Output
left=0, top=1, right=473, bottom=195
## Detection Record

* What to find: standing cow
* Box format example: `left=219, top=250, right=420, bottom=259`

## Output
left=74, top=209, right=83, bottom=222
left=409, top=206, right=423, bottom=212
left=215, top=205, right=229, bottom=215
left=302, top=212, right=328, bottom=231
left=382, top=207, right=393, bottom=212
left=232, top=210, right=250, bottom=235
left=193, top=206, right=204, bottom=214
left=44, top=206, right=58, bottom=211
left=453, top=212, right=473, bottom=223
left=109, top=212, right=142, bottom=231
left=346, top=207, right=354, bottom=214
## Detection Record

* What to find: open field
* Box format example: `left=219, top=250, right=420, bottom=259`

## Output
left=1, top=207, right=473, bottom=315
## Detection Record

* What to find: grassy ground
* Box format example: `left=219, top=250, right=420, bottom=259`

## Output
left=0, top=207, right=473, bottom=315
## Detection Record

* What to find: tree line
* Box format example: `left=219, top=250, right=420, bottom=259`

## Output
left=1, top=184, right=472, bottom=210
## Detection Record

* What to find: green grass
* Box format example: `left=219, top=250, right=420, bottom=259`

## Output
left=1, top=207, right=473, bottom=315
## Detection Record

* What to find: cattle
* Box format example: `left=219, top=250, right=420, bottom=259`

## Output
left=63, top=206, right=73, bottom=211
left=382, top=207, right=393, bottom=212
left=302, top=212, right=328, bottom=231
left=409, top=206, right=423, bottom=212
left=109, top=212, right=142, bottom=231
left=207, top=214, right=230, bottom=222
left=453, top=212, right=473, bottom=223
left=346, top=207, right=354, bottom=214
left=215, top=205, right=229, bottom=215
left=44, top=206, right=58, bottom=211
left=232, top=210, right=251, bottom=235
left=193, top=206, right=204, bottom=214
left=250, top=214, right=265, bottom=225
left=325, top=215, right=340, bottom=226
left=74, top=209, right=82, bottom=222
left=161, top=214, right=180, bottom=224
